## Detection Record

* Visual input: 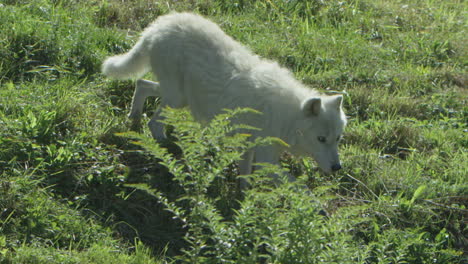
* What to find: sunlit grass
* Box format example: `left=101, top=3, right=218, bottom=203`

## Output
left=0, top=0, right=466, bottom=262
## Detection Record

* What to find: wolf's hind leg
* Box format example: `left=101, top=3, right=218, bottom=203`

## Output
left=128, top=79, right=160, bottom=120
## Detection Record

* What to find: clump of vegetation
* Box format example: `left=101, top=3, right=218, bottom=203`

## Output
left=120, top=107, right=463, bottom=263
left=0, top=0, right=466, bottom=262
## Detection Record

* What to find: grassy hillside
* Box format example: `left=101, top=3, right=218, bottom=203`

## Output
left=0, top=0, right=466, bottom=263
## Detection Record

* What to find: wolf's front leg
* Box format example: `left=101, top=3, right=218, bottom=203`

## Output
left=147, top=108, right=166, bottom=140
left=238, top=150, right=255, bottom=189
left=253, top=146, right=297, bottom=185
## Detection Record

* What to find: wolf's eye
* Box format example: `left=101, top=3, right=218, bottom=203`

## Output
left=317, top=136, right=326, bottom=143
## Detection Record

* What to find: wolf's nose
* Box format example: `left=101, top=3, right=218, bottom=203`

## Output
left=331, top=163, right=342, bottom=172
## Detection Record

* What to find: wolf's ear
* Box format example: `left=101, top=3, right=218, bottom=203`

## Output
left=301, top=97, right=321, bottom=116
left=332, top=95, right=343, bottom=110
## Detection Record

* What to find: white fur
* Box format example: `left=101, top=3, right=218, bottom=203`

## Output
left=102, top=12, right=347, bottom=183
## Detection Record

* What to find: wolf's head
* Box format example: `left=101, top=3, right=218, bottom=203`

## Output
left=291, top=95, right=347, bottom=173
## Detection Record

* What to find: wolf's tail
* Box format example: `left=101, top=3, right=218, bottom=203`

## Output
left=101, top=38, right=151, bottom=80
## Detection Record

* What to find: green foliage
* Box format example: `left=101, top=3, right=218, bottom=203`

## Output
left=0, top=0, right=466, bottom=262
left=4, top=241, right=159, bottom=264
left=119, top=108, right=462, bottom=263
left=0, top=1, right=129, bottom=81
left=121, top=108, right=351, bottom=263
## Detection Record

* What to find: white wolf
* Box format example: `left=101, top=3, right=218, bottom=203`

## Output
left=102, top=12, right=347, bottom=183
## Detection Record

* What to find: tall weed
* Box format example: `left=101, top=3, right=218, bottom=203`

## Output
left=121, top=108, right=462, bottom=263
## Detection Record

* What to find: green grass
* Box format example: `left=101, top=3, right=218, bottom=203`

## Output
left=0, top=0, right=466, bottom=263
